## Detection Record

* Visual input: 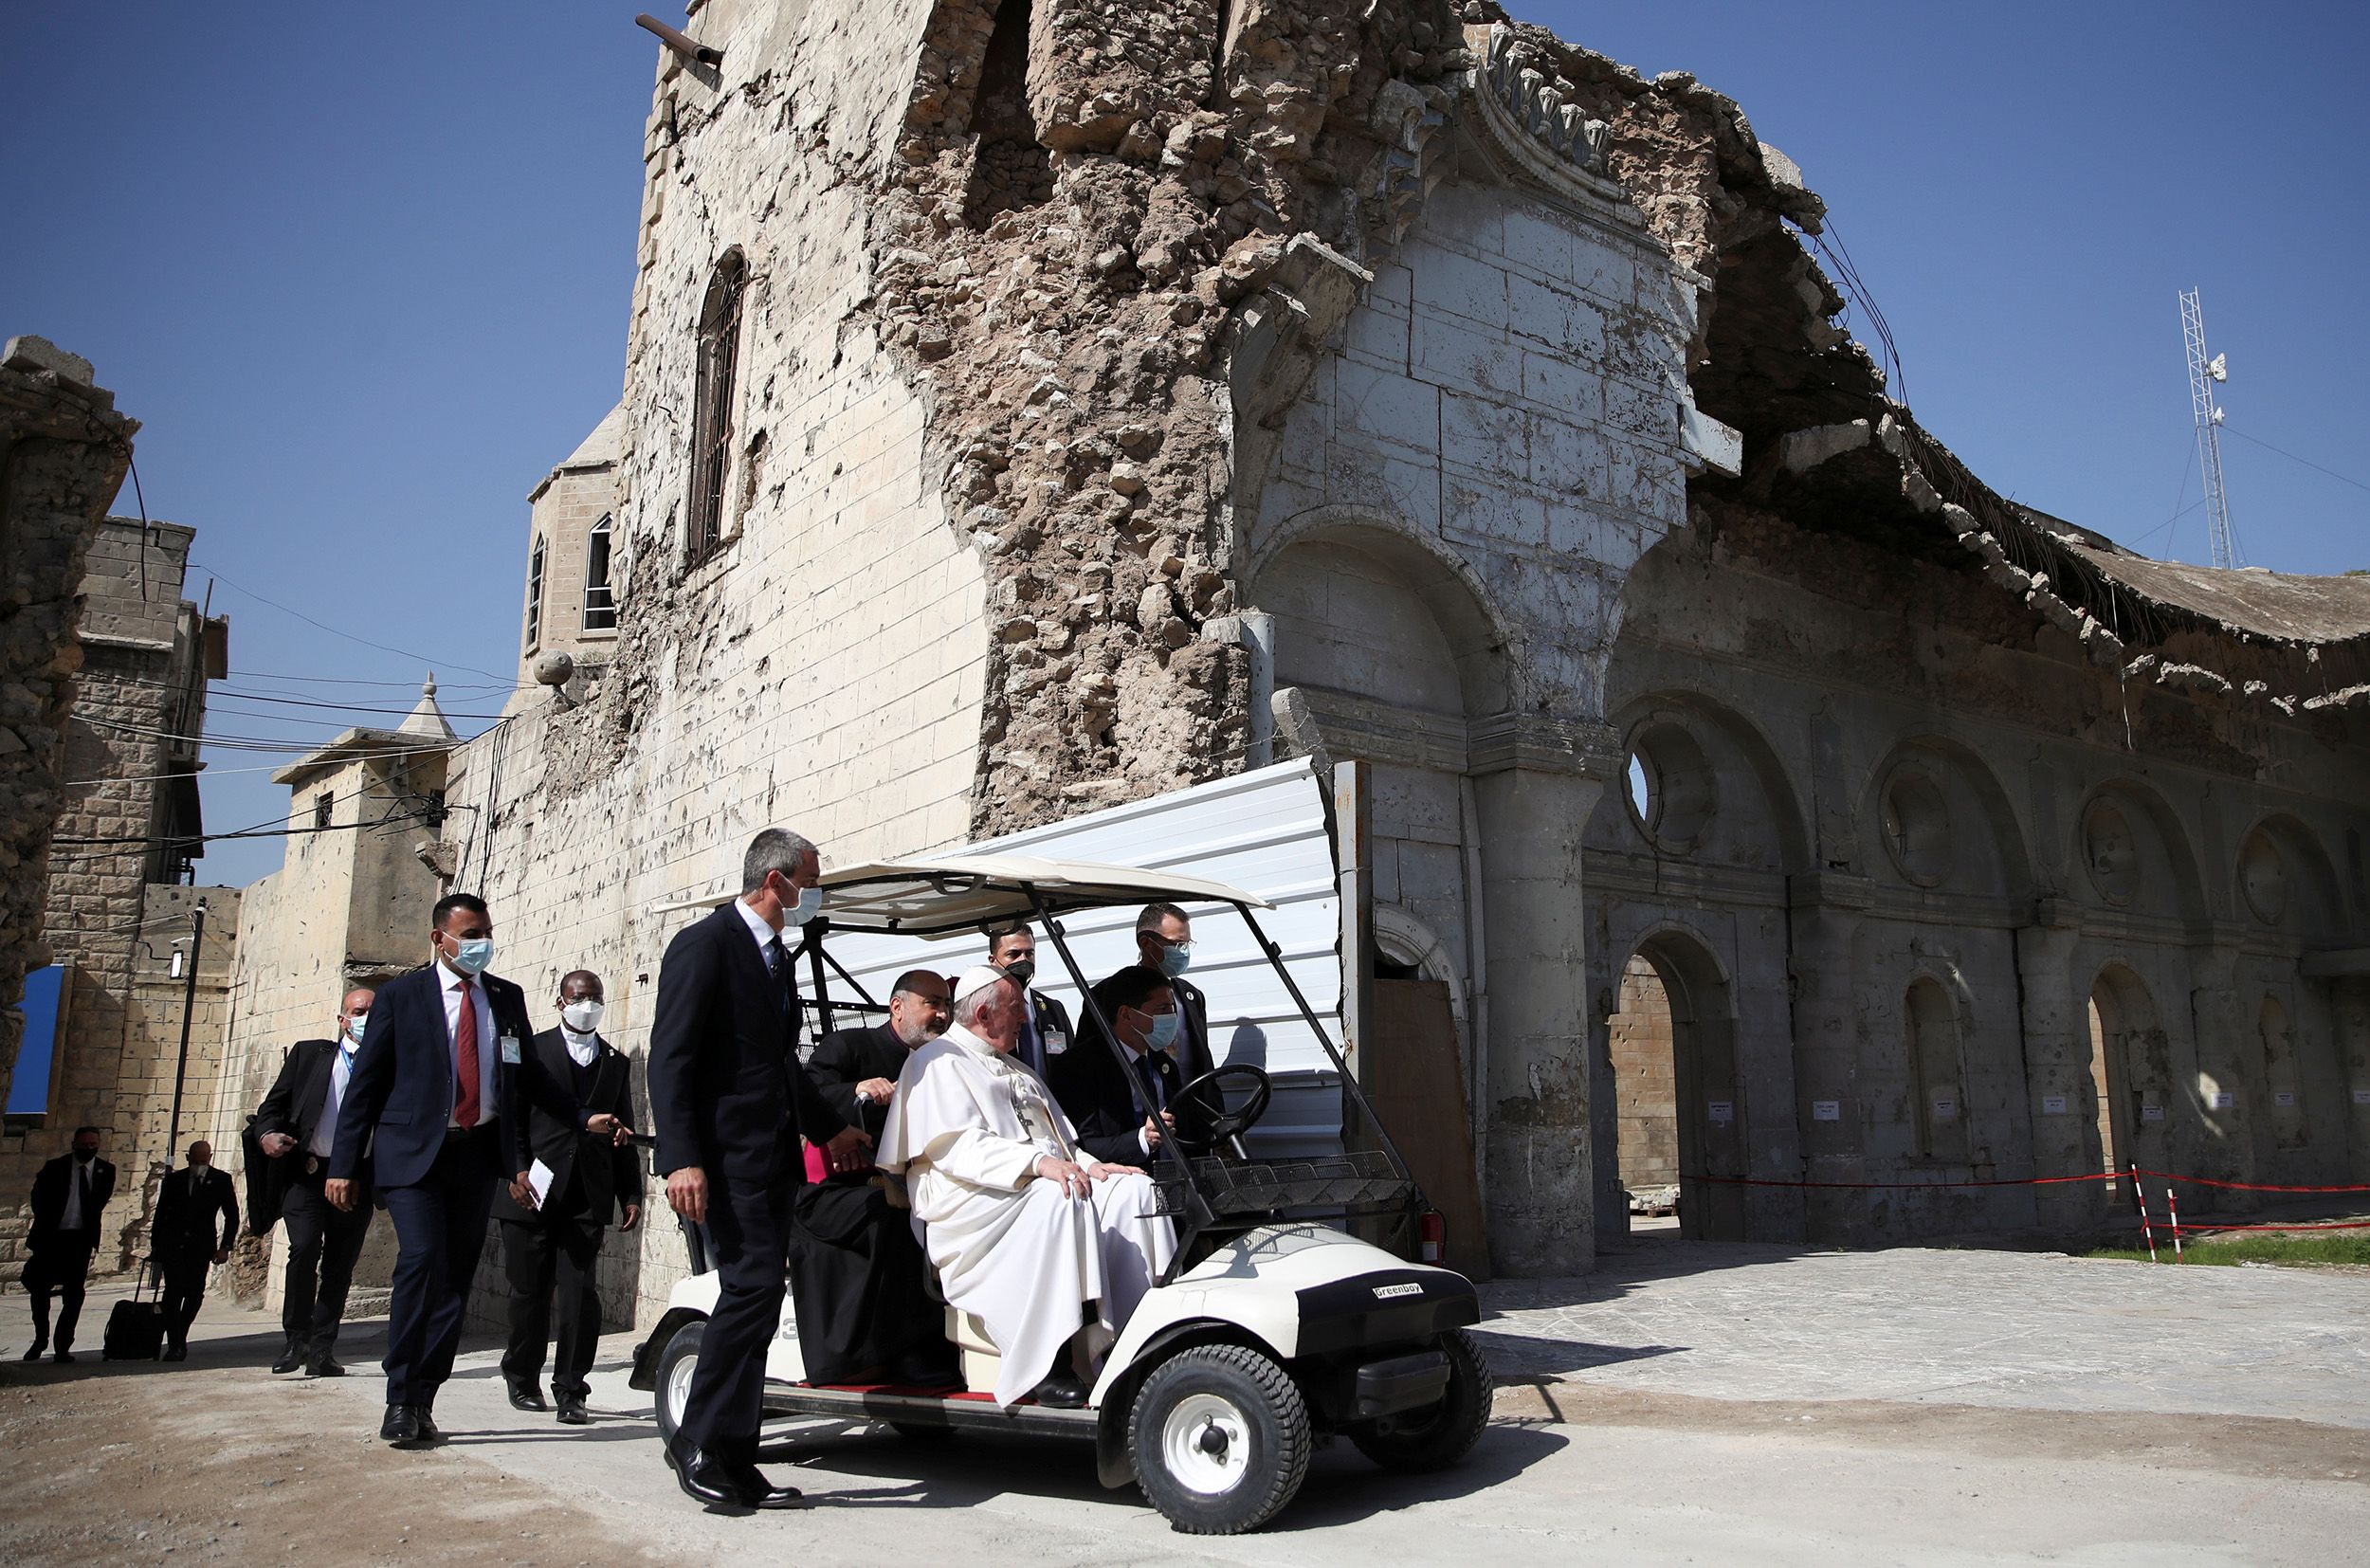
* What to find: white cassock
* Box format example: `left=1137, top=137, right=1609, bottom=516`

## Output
left=878, top=1023, right=1176, bottom=1407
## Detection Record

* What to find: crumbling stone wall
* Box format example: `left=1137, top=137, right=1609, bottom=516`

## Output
left=0, top=337, right=135, bottom=1118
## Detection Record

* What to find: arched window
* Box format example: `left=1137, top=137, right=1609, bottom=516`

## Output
left=582, top=513, right=616, bottom=631
left=688, top=250, right=747, bottom=566
left=1905, top=978, right=1968, bottom=1161
left=524, top=533, right=546, bottom=650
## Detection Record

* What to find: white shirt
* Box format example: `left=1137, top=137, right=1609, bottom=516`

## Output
left=308, top=1038, right=358, bottom=1158
left=561, top=1024, right=601, bottom=1068
left=434, top=959, right=501, bottom=1128
left=734, top=896, right=783, bottom=966
left=59, top=1158, right=92, bottom=1230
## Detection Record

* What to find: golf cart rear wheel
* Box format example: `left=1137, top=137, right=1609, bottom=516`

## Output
left=1349, top=1327, right=1492, bottom=1473
left=1127, top=1343, right=1311, bottom=1535
left=652, top=1318, right=705, bottom=1448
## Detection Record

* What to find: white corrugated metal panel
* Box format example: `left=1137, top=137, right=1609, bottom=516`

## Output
left=819, top=758, right=1345, bottom=1155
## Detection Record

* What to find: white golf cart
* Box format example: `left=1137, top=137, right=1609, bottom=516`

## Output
left=629, top=855, right=1489, bottom=1535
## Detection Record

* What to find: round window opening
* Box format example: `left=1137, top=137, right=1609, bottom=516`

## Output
left=2082, top=798, right=2142, bottom=905
left=2238, top=830, right=2288, bottom=925
left=1879, top=767, right=1953, bottom=887
left=1625, top=720, right=1715, bottom=851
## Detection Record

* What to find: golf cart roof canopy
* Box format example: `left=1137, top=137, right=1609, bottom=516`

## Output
left=814, top=853, right=1271, bottom=937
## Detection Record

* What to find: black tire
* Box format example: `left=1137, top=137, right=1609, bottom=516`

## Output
left=652, top=1318, right=706, bottom=1448
left=1349, top=1327, right=1492, bottom=1473
left=1126, top=1342, right=1312, bottom=1535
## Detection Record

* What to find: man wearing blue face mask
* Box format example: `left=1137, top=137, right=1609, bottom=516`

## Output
left=1133, top=903, right=1214, bottom=1083
left=1049, top=965, right=1212, bottom=1165
left=325, top=893, right=629, bottom=1449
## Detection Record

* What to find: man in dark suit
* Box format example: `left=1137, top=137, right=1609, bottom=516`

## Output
left=326, top=894, right=626, bottom=1448
left=1135, top=902, right=1215, bottom=1082
left=788, top=968, right=958, bottom=1388
left=21, top=1126, right=115, bottom=1362
left=254, top=987, right=377, bottom=1376
left=648, top=828, right=868, bottom=1510
left=495, top=968, right=643, bottom=1425
left=149, top=1140, right=239, bottom=1360
left=983, top=922, right=1075, bottom=1077
left=1051, top=965, right=1212, bottom=1166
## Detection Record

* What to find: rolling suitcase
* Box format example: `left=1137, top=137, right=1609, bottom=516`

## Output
left=101, top=1264, right=167, bottom=1360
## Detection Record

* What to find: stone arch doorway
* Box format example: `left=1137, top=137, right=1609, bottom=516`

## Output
left=2086, top=964, right=2171, bottom=1201
left=1604, top=930, right=1746, bottom=1241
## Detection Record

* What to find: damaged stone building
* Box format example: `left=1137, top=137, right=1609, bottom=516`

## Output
left=1, top=337, right=243, bottom=1281
left=211, top=0, right=2370, bottom=1305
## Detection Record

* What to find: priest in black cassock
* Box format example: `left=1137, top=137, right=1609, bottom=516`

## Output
left=787, top=968, right=961, bottom=1387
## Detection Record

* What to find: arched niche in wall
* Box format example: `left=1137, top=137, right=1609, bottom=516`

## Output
left=2075, top=781, right=2208, bottom=924
left=1246, top=513, right=1514, bottom=726
left=2257, top=993, right=2309, bottom=1151
left=1904, top=974, right=1972, bottom=1162
left=1602, top=924, right=1749, bottom=1242
left=2234, top=813, right=2347, bottom=943
left=1586, top=690, right=1811, bottom=874
left=1859, top=738, right=2033, bottom=900
left=2086, top=962, right=2174, bottom=1197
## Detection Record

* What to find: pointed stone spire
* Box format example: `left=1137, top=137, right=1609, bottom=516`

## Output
left=398, top=672, right=458, bottom=741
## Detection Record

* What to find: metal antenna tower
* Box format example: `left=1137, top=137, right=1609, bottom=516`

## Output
left=2179, top=288, right=2239, bottom=568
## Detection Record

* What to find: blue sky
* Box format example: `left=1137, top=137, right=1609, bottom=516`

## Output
left=6, top=2, right=2364, bottom=888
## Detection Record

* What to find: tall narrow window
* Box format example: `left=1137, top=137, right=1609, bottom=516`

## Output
left=688, top=251, right=747, bottom=565
left=582, top=513, right=616, bottom=631
left=1905, top=978, right=1969, bottom=1161
left=524, top=534, right=546, bottom=650
left=313, top=793, right=334, bottom=830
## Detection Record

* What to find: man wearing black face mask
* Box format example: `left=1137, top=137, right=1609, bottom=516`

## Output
left=22, top=1127, right=116, bottom=1362
left=149, top=1140, right=238, bottom=1360
left=983, top=922, right=1074, bottom=1078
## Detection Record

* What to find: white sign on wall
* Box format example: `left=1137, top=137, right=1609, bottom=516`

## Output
left=2355, top=1088, right=2370, bottom=1106
left=1930, top=1097, right=1959, bottom=1121
left=1812, top=1100, right=1841, bottom=1122
left=2209, top=1090, right=2235, bottom=1109
left=2274, top=1091, right=2297, bottom=1108
left=2142, top=1103, right=2166, bottom=1123
left=2040, top=1094, right=2069, bottom=1115
left=1706, top=1100, right=1734, bottom=1124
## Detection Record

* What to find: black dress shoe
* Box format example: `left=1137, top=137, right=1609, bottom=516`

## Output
left=556, top=1395, right=590, bottom=1425
left=891, top=1353, right=963, bottom=1390
left=506, top=1382, right=548, bottom=1412
left=412, top=1405, right=441, bottom=1442
left=51, top=1350, right=75, bottom=1365
left=162, top=1344, right=188, bottom=1362
left=307, top=1354, right=345, bottom=1377
left=271, top=1340, right=305, bottom=1375
left=722, top=1462, right=807, bottom=1510
left=665, top=1446, right=747, bottom=1507
left=22, top=1344, right=45, bottom=1362
left=380, top=1405, right=425, bottom=1447
left=1030, top=1371, right=1088, bottom=1409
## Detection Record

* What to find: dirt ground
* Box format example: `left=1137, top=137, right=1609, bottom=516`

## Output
left=0, top=1339, right=678, bottom=1567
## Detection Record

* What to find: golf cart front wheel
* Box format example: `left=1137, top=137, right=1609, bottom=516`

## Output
left=652, top=1318, right=706, bottom=1448
left=1349, top=1327, right=1492, bottom=1473
left=1127, top=1343, right=1311, bottom=1535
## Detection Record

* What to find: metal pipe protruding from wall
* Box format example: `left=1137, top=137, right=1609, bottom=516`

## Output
left=636, top=13, right=723, bottom=66
left=1240, top=611, right=1276, bottom=769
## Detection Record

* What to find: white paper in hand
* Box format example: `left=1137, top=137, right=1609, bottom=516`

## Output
left=527, top=1158, right=556, bottom=1209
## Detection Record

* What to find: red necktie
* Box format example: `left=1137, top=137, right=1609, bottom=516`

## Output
left=453, top=977, right=482, bottom=1129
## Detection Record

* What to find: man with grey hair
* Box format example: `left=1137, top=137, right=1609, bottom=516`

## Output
left=647, top=827, right=870, bottom=1510
left=879, top=967, right=1175, bottom=1410
left=1133, top=903, right=1213, bottom=1081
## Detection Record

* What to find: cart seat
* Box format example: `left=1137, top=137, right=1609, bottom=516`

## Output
left=944, top=1306, right=1001, bottom=1393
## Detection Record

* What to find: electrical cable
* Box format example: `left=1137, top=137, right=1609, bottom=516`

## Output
left=191, top=563, right=514, bottom=683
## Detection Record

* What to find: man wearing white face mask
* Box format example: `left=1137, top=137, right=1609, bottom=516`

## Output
left=254, top=987, right=378, bottom=1376
left=494, top=969, right=644, bottom=1424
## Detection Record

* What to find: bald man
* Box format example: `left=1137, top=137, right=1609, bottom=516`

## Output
left=254, top=988, right=379, bottom=1377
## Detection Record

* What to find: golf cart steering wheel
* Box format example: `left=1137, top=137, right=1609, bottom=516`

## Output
left=1171, top=1063, right=1272, bottom=1158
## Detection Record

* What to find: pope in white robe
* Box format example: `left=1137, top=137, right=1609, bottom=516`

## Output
left=878, top=967, right=1176, bottom=1408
